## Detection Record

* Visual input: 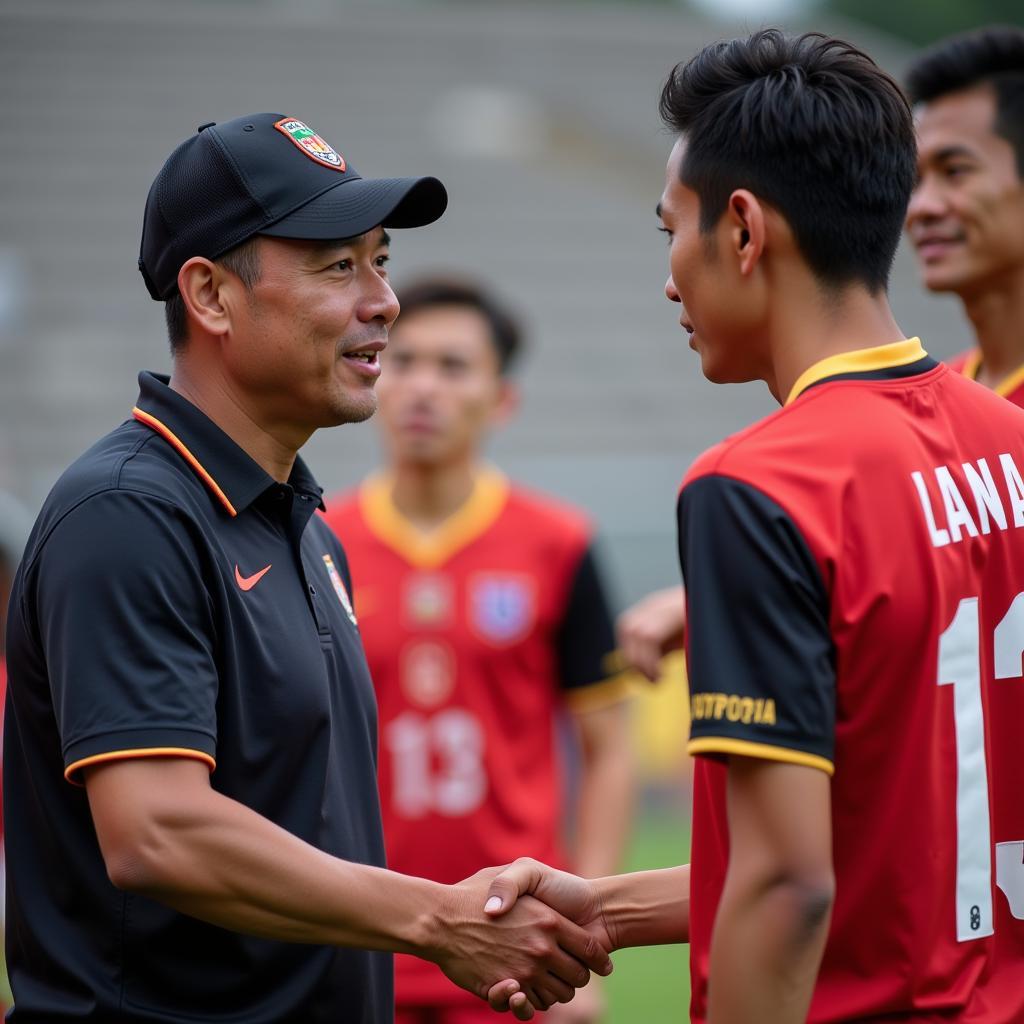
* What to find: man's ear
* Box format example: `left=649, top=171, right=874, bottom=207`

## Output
left=177, top=257, right=237, bottom=339
left=726, top=189, right=766, bottom=277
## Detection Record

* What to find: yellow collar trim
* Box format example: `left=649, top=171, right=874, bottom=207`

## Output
left=359, top=467, right=509, bottom=569
left=960, top=349, right=1024, bottom=398
left=785, top=338, right=927, bottom=406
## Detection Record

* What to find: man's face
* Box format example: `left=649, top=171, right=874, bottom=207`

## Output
left=907, top=84, right=1024, bottom=296
left=375, top=304, right=510, bottom=468
left=659, top=137, right=765, bottom=384
left=222, top=228, right=399, bottom=437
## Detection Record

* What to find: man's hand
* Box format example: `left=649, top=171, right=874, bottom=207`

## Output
left=616, top=585, right=686, bottom=680
left=429, top=866, right=613, bottom=1016
left=481, top=859, right=615, bottom=1020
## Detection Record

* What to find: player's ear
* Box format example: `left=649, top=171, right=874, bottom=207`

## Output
left=492, top=379, right=520, bottom=428
left=177, top=257, right=236, bottom=339
left=726, top=189, right=765, bottom=277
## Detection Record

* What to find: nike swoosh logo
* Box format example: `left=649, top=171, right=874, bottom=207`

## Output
left=235, top=564, right=272, bottom=591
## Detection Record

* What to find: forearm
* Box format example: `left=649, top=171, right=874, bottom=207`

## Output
left=706, top=875, right=831, bottom=1024
left=573, top=735, right=634, bottom=879
left=105, top=782, right=445, bottom=957
left=594, top=864, right=689, bottom=948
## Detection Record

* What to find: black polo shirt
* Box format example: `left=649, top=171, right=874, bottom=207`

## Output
left=4, top=372, right=392, bottom=1023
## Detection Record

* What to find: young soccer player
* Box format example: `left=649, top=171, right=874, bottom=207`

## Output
left=485, top=29, right=1024, bottom=1024
left=323, top=277, right=633, bottom=1024
left=906, top=26, right=1024, bottom=407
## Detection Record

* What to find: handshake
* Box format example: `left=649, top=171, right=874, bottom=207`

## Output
left=427, top=859, right=689, bottom=1021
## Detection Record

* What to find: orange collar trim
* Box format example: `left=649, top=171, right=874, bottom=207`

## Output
left=359, top=467, right=509, bottom=569
left=132, top=407, right=237, bottom=517
left=960, top=349, right=1024, bottom=399
left=785, top=337, right=927, bottom=406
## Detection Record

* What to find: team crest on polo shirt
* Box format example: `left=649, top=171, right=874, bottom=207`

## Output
left=322, top=554, right=358, bottom=626
left=274, top=118, right=346, bottom=170
left=469, top=574, right=535, bottom=645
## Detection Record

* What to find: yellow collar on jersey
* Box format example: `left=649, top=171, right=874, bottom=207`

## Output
left=959, top=349, right=1024, bottom=399
left=785, top=337, right=927, bottom=407
left=358, top=466, right=509, bottom=569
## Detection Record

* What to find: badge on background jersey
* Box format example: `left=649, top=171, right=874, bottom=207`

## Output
left=274, top=118, right=346, bottom=170
left=322, top=554, right=358, bottom=626
left=403, top=573, right=453, bottom=628
left=469, top=573, right=536, bottom=645
left=400, top=640, right=456, bottom=709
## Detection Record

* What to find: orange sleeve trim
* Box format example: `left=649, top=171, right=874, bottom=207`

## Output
left=687, top=737, right=834, bottom=776
left=65, top=747, right=217, bottom=786
left=132, top=407, right=237, bottom=517
left=995, top=363, right=1024, bottom=400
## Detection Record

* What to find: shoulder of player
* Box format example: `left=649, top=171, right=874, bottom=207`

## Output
left=319, top=487, right=363, bottom=537
left=503, top=483, right=594, bottom=547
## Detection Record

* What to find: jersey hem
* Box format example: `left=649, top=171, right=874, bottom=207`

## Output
left=688, top=736, right=834, bottom=776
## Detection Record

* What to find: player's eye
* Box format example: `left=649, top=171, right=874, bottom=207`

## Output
left=375, top=254, right=390, bottom=269
left=658, top=226, right=673, bottom=245
left=332, top=258, right=353, bottom=272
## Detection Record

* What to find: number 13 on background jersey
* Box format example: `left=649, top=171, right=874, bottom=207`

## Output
left=939, top=592, right=1024, bottom=941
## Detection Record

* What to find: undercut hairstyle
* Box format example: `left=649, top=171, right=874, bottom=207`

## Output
left=395, top=276, right=524, bottom=375
left=659, top=29, right=916, bottom=294
left=164, top=236, right=262, bottom=354
left=906, top=26, right=1024, bottom=175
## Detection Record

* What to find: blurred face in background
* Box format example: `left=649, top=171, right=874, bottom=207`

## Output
left=907, top=84, right=1024, bottom=297
left=375, top=304, right=515, bottom=468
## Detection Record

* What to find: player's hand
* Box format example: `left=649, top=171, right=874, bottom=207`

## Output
left=482, top=858, right=616, bottom=1020
left=615, top=585, right=686, bottom=681
left=432, top=866, right=612, bottom=1015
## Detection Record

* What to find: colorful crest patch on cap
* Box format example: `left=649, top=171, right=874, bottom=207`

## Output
left=274, top=118, right=346, bottom=171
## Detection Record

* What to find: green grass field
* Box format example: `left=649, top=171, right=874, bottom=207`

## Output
left=604, top=811, right=690, bottom=1023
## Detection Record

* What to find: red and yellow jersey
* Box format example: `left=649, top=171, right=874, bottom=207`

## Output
left=949, top=348, right=1024, bottom=409
left=323, top=468, right=623, bottom=1007
left=680, top=339, right=1024, bottom=1023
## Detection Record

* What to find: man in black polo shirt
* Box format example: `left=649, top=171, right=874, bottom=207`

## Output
left=3, top=114, right=611, bottom=1023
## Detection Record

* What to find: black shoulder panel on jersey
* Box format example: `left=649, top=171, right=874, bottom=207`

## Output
left=556, top=542, right=618, bottom=691
left=678, top=474, right=836, bottom=772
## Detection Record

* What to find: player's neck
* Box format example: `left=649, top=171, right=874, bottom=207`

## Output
left=960, top=266, right=1024, bottom=387
left=767, top=287, right=906, bottom=406
left=388, top=457, right=479, bottom=532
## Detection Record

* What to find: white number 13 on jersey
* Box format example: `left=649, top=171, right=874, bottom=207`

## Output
left=938, top=593, right=1024, bottom=941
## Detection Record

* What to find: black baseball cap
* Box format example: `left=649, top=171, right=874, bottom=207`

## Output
left=139, top=112, right=448, bottom=300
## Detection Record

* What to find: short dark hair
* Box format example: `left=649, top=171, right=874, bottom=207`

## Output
left=659, top=29, right=915, bottom=294
left=395, top=276, right=524, bottom=374
left=164, top=236, right=262, bottom=354
left=905, top=26, right=1024, bottom=175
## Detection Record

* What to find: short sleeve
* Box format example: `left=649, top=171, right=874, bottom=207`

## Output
left=31, top=491, right=219, bottom=783
left=557, top=543, right=626, bottom=710
left=677, top=474, right=835, bottom=774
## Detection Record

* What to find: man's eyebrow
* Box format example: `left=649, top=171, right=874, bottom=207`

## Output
left=305, top=229, right=392, bottom=262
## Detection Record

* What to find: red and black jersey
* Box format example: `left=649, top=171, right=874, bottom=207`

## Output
left=949, top=349, right=1024, bottom=409
left=323, top=469, right=623, bottom=1008
left=680, top=338, right=1024, bottom=1023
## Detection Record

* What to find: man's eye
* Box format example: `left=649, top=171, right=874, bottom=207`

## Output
left=658, top=226, right=673, bottom=245
left=945, top=164, right=971, bottom=179
left=376, top=254, right=390, bottom=268
left=334, top=259, right=353, bottom=271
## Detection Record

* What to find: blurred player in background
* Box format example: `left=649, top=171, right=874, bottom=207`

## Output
left=485, top=28, right=1024, bottom=1023
left=324, top=277, right=633, bottom=1024
left=906, top=26, right=1024, bottom=406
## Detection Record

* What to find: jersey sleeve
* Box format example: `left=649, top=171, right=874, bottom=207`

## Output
left=30, top=490, right=219, bottom=784
left=678, top=474, right=836, bottom=774
left=556, top=542, right=628, bottom=711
